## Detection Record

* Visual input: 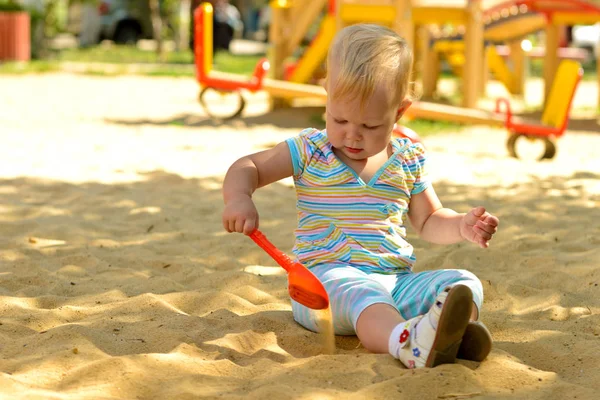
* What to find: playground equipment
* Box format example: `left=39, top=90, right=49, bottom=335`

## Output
left=495, top=60, right=583, bottom=160
left=194, top=0, right=597, bottom=132
left=422, top=0, right=599, bottom=100
left=269, top=0, right=600, bottom=110
left=194, top=1, right=504, bottom=126
left=194, top=2, right=327, bottom=119
left=250, top=229, right=329, bottom=310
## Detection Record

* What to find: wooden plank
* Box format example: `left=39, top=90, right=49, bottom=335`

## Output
left=205, top=76, right=506, bottom=127
left=413, top=7, right=468, bottom=25
left=484, top=13, right=547, bottom=42
left=286, top=0, right=328, bottom=58
left=509, top=40, right=525, bottom=95
left=261, top=78, right=327, bottom=100
left=406, top=102, right=505, bottom=127
left=288, top=15, right=336, bottom=83
left=339, top=4, right=396, bottom=24
left=422, top=50, right=441, bottom=98
left=463, top=1, right=484, bottom=108
left=543, top=24, right=560, bottom=105
left=552, top=12, right=600, bottom=25
left=394, top=0, right=414, bottom=46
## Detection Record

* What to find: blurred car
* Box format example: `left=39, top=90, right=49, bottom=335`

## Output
left=68, top=0, right=171, bottom=45
left=97, top=0, right=154, bottom=44
left=189, top=0, right=243, bottom=52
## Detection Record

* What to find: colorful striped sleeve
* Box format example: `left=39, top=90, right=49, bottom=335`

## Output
left=404, top=142, right=430, bottom=195
left=285, top=128, right=319, bottom=178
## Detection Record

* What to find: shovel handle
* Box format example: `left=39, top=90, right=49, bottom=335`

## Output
left=249, top=229, right=293, bottom=273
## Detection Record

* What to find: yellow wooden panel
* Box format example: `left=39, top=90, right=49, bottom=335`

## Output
left=487, top=46, right=516, bottom=94
left=289, top=15, right=336, bottom=83
left=287, top=0, right=328, bottom=57
left=541, top=60, right=582, bottom=128
left=552, top=12, right=600, bottom=25
left=405, top=102, right=505, bottom=126
left=413, top=7, right=468, bottom=25
left=262, top=78, right=327, bottom=100
left=484, top=14, right=547, bottom=42
left=339, top=4, right=396, bottom=24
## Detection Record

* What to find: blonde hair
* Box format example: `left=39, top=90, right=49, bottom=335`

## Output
left=326, top=24, right=413, bottom=108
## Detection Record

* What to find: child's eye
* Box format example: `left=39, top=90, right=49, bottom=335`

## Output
left=334, top=119, right=346, bottom=124
left=364, top=125, right=380, bottom=130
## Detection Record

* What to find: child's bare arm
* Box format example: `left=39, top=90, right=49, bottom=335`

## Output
left=408, top=187, right=464, bottom=245
left=222, top=142, right=294, bottom=234
left=408, top=187, right=499, bottom=247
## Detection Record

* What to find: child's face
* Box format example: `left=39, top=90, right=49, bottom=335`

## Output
left=325, top=65, right=402, bottom=161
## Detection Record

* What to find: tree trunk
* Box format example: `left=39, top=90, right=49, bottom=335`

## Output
left=178, top=0, right=191, bottom=52
left=148, top=0, right=164, bottom=60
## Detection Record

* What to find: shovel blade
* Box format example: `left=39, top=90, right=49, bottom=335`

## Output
left=249, top=229, right=329, bottom=310
left=288, top=262, right=329, bottom=310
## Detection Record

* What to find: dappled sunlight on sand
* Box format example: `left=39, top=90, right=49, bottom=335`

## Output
left=0, top=74, right=599, bottom=399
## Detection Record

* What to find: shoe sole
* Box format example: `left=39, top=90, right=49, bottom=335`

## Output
left=425, top=285, right=473, bottom=368
left=457, top=321, right=493, bottom=361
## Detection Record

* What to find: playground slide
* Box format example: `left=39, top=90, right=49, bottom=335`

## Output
left=287, top=14, right=336, bottom=84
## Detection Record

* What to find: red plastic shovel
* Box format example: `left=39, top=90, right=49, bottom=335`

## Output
left=249, top=229, right=329, bottom=310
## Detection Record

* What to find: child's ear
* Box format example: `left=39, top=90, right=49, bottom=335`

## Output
left=396, top=99, right=412, bottom=120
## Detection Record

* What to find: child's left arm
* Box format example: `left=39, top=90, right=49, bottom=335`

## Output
left=408, top=186, right=499, bottom=248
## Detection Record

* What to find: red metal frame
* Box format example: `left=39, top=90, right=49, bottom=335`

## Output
left=495, top=67, right=583, bottom=138
left=193, top=0, right=339, bottom=92
left=193, top=5, right=269, bottom=92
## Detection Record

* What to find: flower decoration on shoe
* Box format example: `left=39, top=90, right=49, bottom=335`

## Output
left=399, top=329, right=410, bottom=344
left=412, top=347, right=421, bottom=357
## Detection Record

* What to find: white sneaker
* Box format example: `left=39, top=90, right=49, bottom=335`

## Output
left=394, top=285, right=473, bottom=368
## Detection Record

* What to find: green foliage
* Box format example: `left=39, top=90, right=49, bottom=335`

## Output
left=42, top=0, right=62, bottom=38
left=0, top=0, right=25, bottom=12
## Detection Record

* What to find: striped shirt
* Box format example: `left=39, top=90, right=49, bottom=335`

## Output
left=286, top=128, right=429, bottom=274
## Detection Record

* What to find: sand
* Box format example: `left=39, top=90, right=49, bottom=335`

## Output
left=0, top=73, right=599, bottom=399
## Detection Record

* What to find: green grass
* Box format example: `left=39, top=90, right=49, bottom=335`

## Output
left=529, top=58, right=597, bottom=81
left=57, top=45, right=195, bottom=65
left=0, top=45, right=263, bottom=76
left=0, top=60, right=59, bottom=74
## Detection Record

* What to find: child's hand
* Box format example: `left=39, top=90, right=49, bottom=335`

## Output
left=460, top=206, right=499, bottom=248
left=222, top=195, right=259, bottom=235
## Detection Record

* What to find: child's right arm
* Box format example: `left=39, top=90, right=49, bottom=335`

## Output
left=222, top=141, right=294, bottom=235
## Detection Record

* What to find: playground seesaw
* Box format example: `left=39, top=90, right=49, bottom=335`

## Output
left=194, top=3, right=327, bottom=120
left=193, top=2, right=505, bottom=130
left=496, top=60, right=583, bottom=160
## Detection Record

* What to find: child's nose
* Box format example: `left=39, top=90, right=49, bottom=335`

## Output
left=345, top=125, right=362, bottom=141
